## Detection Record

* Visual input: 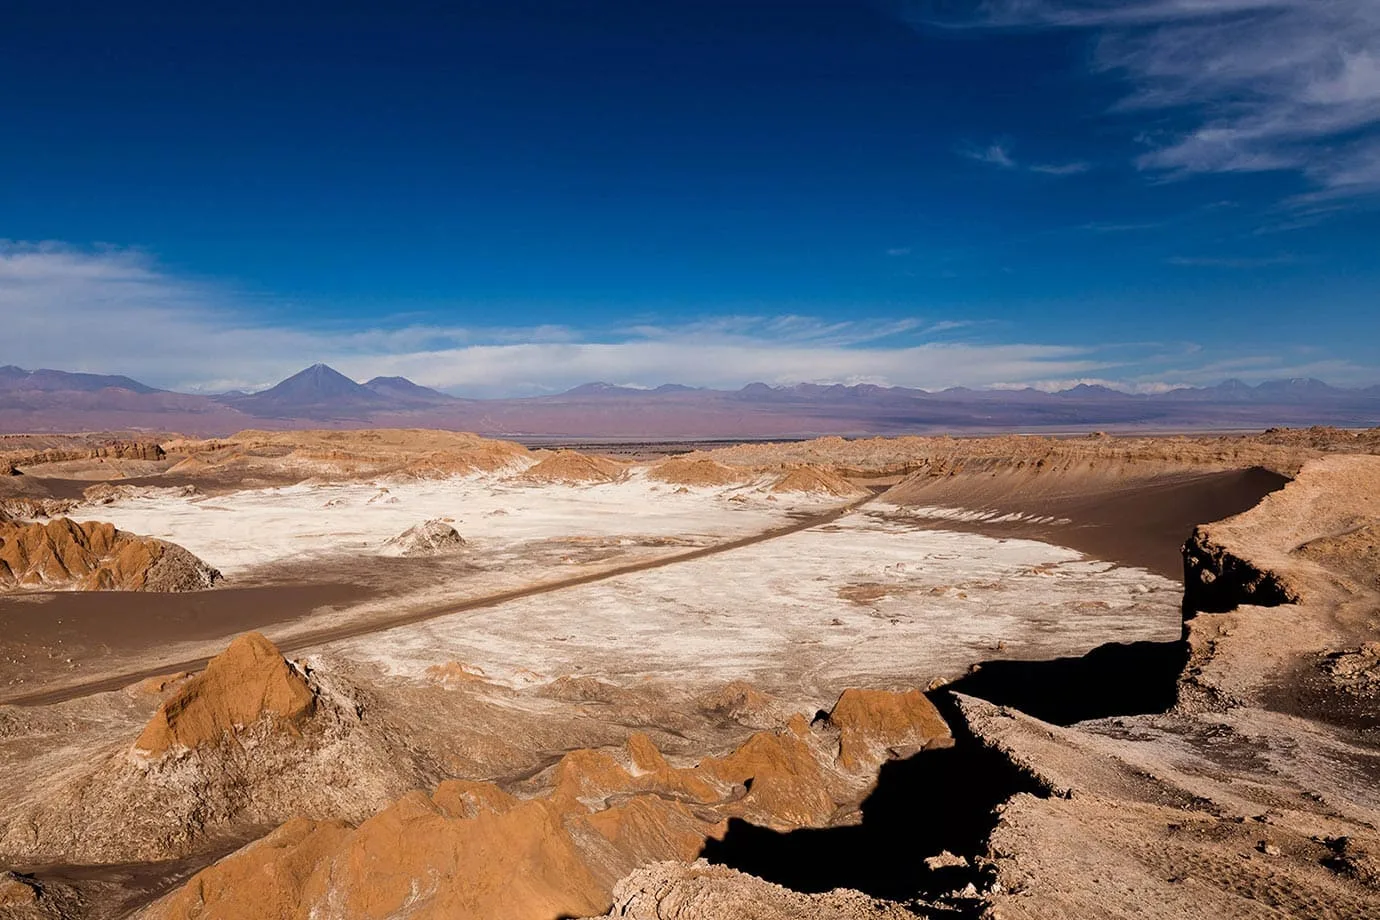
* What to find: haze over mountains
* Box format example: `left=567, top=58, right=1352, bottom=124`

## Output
left=1, top=362, right=1376, bottom=438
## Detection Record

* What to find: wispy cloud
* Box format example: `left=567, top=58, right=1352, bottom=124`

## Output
left=1166, top=253, right=1296, bottom=268
left=934, top=1, right=1380, bottom=202
left=962, top=142, right=1017, bottom=168
left=0, top=243, right=1120, bottom=395
left=961, top=142, right=1091, bottom=176
left=3, top=242, right=1371, bottom=395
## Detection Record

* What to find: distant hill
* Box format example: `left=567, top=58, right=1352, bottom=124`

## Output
left=363, top=376, right=456, bottom=406
left=216, top=364, right=390, bottom=418
left=0, top=363, right=1375, bottom=437
left=0, top=365, right=162, bottom=395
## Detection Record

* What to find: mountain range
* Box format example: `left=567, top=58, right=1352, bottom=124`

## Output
left=0, top=363, right=1376, bottom=438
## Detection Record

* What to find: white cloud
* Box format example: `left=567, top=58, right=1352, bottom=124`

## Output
left=962, top=142, right=1018, bottom=168
left=960, top=142, right=1091, bottom=176
left=940, top=0, right=1380, bottom=199
left=2, top=243, right=1372, bottom=396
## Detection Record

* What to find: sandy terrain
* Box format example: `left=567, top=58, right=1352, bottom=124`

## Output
left=0, top=427, right=1376, bottom=918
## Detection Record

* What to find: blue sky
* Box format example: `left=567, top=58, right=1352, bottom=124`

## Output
left=2, top=0, right=1378, bottom=395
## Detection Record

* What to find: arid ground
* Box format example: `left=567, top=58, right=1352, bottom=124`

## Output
left=1, top=426, right=1377, bottom=918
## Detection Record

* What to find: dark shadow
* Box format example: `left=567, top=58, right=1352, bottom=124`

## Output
left=701, top=693, right=1044, bottom=906
left=941, top=639, right=1188, bottom=726
left=702, top=642, right=1189, bottom=903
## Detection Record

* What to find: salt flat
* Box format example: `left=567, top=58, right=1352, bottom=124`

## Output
left=322, top=510, right=1180, bottom=700
left=87, top=472, right=813, bottom=577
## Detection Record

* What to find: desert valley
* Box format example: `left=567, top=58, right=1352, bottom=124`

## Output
left=6, top=2, right=1380, bottom=916
left=1, top=423, right=1378, bottom=919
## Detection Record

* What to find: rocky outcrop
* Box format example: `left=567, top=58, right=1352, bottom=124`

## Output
left=519, top=450, right=626, bottom=484
left=0, top=873, right=41, bottom=907
left=82, top=482, right=197, bottom=506
left=824, top=688, right=953, bottom=770
left=0, top=497, right=78, bottom=520
left=12, top=440, right=166, bottom=467
left=381, top=519, right=467, bottom=557
left=0, top=518, right=220, bottom=592
left=134, top=633, right=316, bottom=757
left=648, top=458, right=749, bottom=488
left=770, top=466, right=867, bottom=498
left=1182, top=525, right=1300, bottom=614
left=0, top=634, right=424, bottom=865
left=588, top=861, right=918, bottom=919
left=955, top=454, right=1380, bottom=920
left=135, top=688, right=950, bottom=919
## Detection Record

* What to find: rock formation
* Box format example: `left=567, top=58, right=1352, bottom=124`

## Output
left=519, top=449, right=626, bottom=484
left=824, top=687, right=953, bottom=770
left=1181, top=524, right=1300, bottom=613
left=153, top=429, right=533, bottom=483
left=81, top=482, right=197, bottom=506
left=648, top=458, right=749, bottom=488
left=0, top=497, right=77, bottom=520
left=587, top=860, right=918, bottom=919
left=381, top=519, right=467, bottom=557
left=963, top=454, right=1380, bottom=919
left=0, top=634, right=424, bottom=865
left=0, top=518, right=220, bottom=592
left=11, top=440, right=166, bottom=467
left=134, top=632, right=316, bottom=757
left=770, top=465, right=867, bottom=498
left=134, top=687, right=950, bottom=919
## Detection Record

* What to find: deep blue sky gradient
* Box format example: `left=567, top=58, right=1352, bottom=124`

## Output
left=2, top=0, right=1377, bottom=389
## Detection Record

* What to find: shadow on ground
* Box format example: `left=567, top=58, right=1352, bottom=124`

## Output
left=703, top=639, right=1188, bottom=904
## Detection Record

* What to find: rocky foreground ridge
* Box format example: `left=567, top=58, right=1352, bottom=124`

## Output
left=0, top=631, right=954, bottom=918
left=959, top=454, right=1380, bottom=919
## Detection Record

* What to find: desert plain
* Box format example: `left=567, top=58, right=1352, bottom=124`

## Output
left=0, top=425, right=1378, bottom=919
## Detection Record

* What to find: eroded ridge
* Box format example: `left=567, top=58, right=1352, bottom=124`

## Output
left=958, top=455, right=1380, bottom=920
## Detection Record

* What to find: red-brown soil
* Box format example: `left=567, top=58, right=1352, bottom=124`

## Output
left=0, top=519, right=219, bottom=592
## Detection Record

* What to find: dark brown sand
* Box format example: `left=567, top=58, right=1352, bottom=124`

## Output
left=880, top=467, right=1288, bottom=579
left=0, top=583, right=372, bottom=693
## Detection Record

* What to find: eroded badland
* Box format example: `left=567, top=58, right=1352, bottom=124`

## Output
left=1, top=427, right=1378, bottom=918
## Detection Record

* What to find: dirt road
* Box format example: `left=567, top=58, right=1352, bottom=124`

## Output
left=2, top=492, right=877, bottom=707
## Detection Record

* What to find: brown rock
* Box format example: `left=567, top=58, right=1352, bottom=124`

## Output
left=647, top=458, right=749, bottom=488
left=520, top=450, right=626, bottom=484
left=697, top=680, right=771, bottom=721
left=701, top=729, right=835, bottom=827
left=770, top=466, right=866, bottom=498
left=0, top=518, right=219, bottom=592
left=139, top=816, right=354, bottom=918
left=134, top=632, right=316, bottom=757
left=592, top=860, right=918, bottom=919
left=0, top=872, right=41, bottom=905
left=824, top=688, right=952, bottom=771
